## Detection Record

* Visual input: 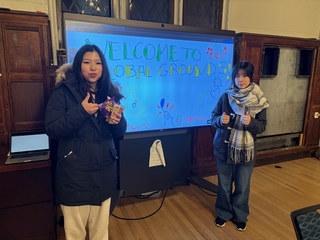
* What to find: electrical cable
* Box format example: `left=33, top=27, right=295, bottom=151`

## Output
left=188, top=176, right=217, bottom=197
left=111, top=188, right=168, bottom=221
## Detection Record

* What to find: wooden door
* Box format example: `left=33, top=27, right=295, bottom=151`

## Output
left=1, top=19, right=50, bottom=132
left=0, top=65, right=7, bottom=145
left=0, top=25, right=9, bottom=146
left=304, top=47, right=320, bottom=148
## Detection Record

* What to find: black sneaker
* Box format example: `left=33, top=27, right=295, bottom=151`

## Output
left=215, top=216, right=227, bottom=227
left=234, top=222, right=247, bottom=231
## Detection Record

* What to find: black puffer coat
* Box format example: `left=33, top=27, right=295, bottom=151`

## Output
left=45, top=65, right=127, bottom=206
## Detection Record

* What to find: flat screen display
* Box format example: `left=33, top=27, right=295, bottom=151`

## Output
left=63, top=13, right=235, bottom=134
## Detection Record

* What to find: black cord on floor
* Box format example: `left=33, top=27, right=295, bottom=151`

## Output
left=188, top=176, right=218, bottom=197
left=111, top=189, right=168, bottom=221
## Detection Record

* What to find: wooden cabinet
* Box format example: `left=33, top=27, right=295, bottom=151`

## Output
left=191, top=127, right=216, bottom=176
left=0, top=9, right=52, bottom=146
left=0, top=148, right=56, bottom=239
left=0, top=151, right=55, bottom=239
left=0, top=10, right=55, bottom=240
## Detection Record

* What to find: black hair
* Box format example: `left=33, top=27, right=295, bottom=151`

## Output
left=66, top=44, right=124, bottom=102
left=230, top=61, right=255, bottom=88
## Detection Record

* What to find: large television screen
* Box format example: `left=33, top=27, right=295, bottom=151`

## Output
left=63, top=13, right=235, bottom=134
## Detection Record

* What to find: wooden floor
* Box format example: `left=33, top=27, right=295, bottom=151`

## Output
left=57, top=157, right=320, bottom=240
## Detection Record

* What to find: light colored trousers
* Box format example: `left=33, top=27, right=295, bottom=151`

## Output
left=61, top=198, right=111, bottom=240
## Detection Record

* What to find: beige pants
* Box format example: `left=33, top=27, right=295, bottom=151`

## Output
left=61, top=198, right=111, bottom=240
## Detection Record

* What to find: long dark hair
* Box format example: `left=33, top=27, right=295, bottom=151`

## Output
left=67, top=44, right=124, bottom=102
left=230, top=61, right=255, bottom=88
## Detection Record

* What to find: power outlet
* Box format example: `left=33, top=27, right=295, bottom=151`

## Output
left=315, top=112, right=320, bottom=119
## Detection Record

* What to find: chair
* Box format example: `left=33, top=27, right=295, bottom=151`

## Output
left=290, top=204, right=320, bottom=240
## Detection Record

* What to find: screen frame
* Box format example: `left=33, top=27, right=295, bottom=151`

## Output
left=62, top=13, right=236, bottom=136
left=63, top=13, right=236, bottom=45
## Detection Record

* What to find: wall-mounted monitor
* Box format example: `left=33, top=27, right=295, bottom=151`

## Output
left=63, top=13, right=235, bottom=134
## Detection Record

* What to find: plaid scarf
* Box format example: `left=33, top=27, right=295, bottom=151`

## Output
left=226, top=83, right=269, bottom=164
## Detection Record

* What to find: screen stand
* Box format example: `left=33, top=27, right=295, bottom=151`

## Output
left=187, top=172, right=218, bottom=193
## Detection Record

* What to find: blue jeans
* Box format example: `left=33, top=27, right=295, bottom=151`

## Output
left=215, top=157, right=254, bottom=222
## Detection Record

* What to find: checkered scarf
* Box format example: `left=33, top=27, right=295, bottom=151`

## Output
left=226, top=83, right=269, bottom=163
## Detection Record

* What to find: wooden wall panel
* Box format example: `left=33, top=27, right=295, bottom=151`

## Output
left=0, top=201, right=55, bottom=240
left=11, top=82, right=46, bottom=130
left=5, top=25, right=44, bottom=78
left=0, top=11, right=51, bottom=136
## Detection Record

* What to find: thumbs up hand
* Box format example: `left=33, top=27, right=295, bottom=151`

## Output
left=241, top=111, right=251, bottom=126
left=82, top=92, right=99, bottom=115
left=221, top=112, right=230, bottom=125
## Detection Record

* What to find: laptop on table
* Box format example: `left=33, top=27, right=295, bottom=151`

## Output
left=5, top=131, right=50, bottom=165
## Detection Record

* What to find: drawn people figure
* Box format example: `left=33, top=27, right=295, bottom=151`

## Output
left=45, top=44, right=127, bottom=240
left=211, top=61, right=269, bottom=231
